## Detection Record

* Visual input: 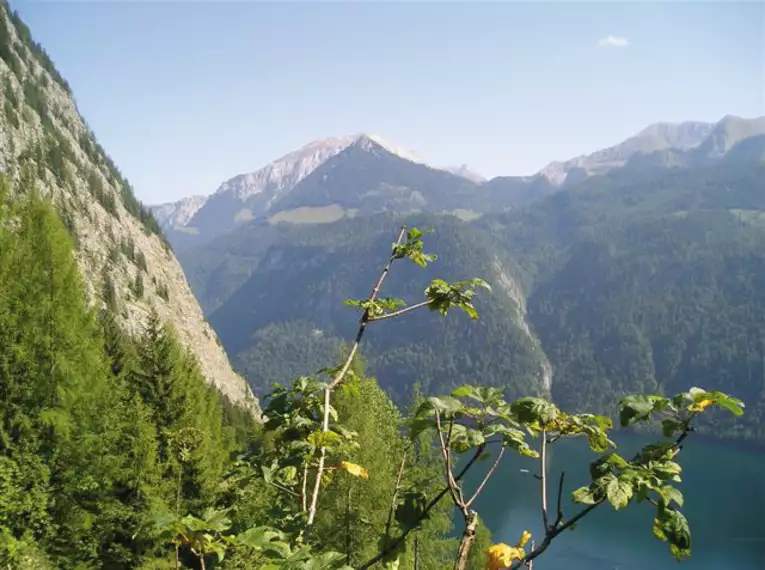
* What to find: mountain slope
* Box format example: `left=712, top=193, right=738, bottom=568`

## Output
left=443, top=164, right=486, bottom=183
left=155, top=133, right=427, bottom=248
left=151, top=194, right=208, bottom=228
left=538, top=119, right=741, bottom=185
left=0, top=2, right=253, bottom=406
left=194, top=213, right=550, bottom=402
left=181, top=153, right=765, bottom=440
left=270, top=136, right=483, bottom=214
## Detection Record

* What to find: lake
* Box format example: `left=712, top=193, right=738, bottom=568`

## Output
left=462, top=434, right=765, bottom=570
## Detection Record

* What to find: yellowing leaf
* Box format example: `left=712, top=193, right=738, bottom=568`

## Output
left=339, top=461, right=368, bottom=479
left=484, top=536, right=528, bottom=570
left=689, top=398, right=715, bottom=412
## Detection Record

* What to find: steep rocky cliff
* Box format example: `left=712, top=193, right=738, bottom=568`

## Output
left=0, top=2, right=255, bottom=408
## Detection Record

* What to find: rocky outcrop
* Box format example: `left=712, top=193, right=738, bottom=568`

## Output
left=0, top=3, right=256, bottom=410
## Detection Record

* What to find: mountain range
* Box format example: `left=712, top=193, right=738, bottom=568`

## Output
left=171, top=113, right=765, bottom=441
left=152, top=114, right=765, bottom=251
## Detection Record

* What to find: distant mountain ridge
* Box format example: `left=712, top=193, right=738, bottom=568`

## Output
left=538, top=115, right=765, bottom=185
left=152, top=115, right=765, bottom=251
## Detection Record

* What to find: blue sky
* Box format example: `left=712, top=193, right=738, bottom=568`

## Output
left=10, top=0, right=765, bottom=204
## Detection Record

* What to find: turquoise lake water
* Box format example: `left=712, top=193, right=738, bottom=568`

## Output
left=462, top=434, right=764, bottom=569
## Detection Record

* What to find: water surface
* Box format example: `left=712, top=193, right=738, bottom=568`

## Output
left=463, top=435, right=764, bottom=569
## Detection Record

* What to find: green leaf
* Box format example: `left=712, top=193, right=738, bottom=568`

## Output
left=710, top=391, right=745, bottom=416
left=395, top=490, right=430, bottom=530
left=606, top=477, right=633, bottom=510
left=653, top=507, right=691, bottom=561
left=303, top=551, right=349, bottom=570
left=451, top=385, right=479, bottom=400
left=426, top=395, right=463, bottom=415
left=409, top=417, right=436, bottom=440
left=618, top=395, right=656, bottom=427
left=657, top=485, right=684, bottom=508
left=202, top=508, right=232, bottom=532
left=572, top=485, right=597, bottom=505
left=661, top=419, right=681, bottom=437
left=510, top=397, right=559, bottom=427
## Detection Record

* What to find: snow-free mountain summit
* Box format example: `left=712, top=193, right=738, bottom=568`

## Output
left=153, top=115, right=765, bottom=251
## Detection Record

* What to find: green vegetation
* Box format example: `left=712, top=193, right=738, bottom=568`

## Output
left=1, top=194, right=743, bottom=569
left=184, top=158, right=765, bottom=441
left=269, top=204, right=349, bottom=225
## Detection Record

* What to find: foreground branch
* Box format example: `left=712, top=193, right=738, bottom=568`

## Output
left=358, top=445, right=486, bottom=570
left=304, top=226, right=408, bottom=540
left=511, top=416, right=699, bottom=569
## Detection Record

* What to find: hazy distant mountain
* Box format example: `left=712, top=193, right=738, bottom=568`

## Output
left=442, top=164, right=486, bottom=183
left=270, top=136, right=481, bottom=215
left=538, top=120, right=719, bottom=185
left=693, top=115, right=765, bottom=160
left=179, top=153, right=765, bottom=440
left=151, top=195, right=208, bottom=229
left=154, top=115, right=765, bottom=252
left=154, top=133, right=429, bottom=246
left=622, top=116, right=765, bottom=172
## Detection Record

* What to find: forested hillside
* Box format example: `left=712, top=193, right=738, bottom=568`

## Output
left=0, top=185, right=249, bottom=567
left=192, top=214, right=548, bottom=403
left=185, top=155, right=765, bottom=440
left=0, top=1, right=250, bottom=404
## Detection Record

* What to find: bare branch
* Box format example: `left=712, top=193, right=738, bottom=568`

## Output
left=435, top=412, right=462, bottom=508
left=512, top=415, right=701, bottom=569
left=301, top=464, right=308, bottom=512
left=268, top=480, right=300, bottom=498
left=358, top=445, right=486, bottom=570
left=554, top=471, right=565, bottom=529
left=540, top=430, right=549, bottom=532
left=445, top=418, right=467, bottom=509
left=384, top=451, right=408, bottom=540
left=465, top=447, right=505, bottom=508
left=304, top=226, right=408, bottom=540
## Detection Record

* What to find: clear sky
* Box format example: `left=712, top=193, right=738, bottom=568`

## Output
left=10, top=0, right=765, bottom=204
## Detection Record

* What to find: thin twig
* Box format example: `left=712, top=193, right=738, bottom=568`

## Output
left=511, top=416, right=699, bottom=569
left=301, top=464, right=308, bottom=512
left=465, top=447, right=505, bottom=508
left=435, top=412, right=462, bottom=508
left=358, top=445, right=486, bottom=570
left=268, top=481, right=300, bottom=498
left=384, top=451, right=408, bottom=540
left=540, top=430, right=549, bottom=532
left=367, top=299, right=434, bottom=321
left=304, top=226, right=408, bottom=540
left=554, top=472, right=565, bottom=529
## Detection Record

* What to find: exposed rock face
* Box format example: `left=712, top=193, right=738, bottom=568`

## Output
left=0, top=4, right=256, bottom=410
left=151, top=195, right=209, bottom=228
left=151, top=133, right=430, bottom=244
left=539, top=120, right=719, bottom=185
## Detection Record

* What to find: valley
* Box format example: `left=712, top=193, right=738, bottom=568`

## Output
left=1, top=1, right=763, bottom=568
left=168, top=117, right=765, bottom=442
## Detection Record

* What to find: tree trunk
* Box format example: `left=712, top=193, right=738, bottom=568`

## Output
left=454, top=511, right=479, bottom=570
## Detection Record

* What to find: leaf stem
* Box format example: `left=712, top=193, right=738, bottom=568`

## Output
left=367, top=300, right=434, bottom=321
